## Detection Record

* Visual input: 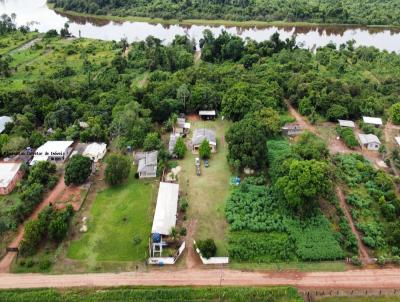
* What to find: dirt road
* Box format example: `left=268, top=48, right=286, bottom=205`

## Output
left=0, top=176, right=67, bottom=273
left=1, top=268, right=400, bottom=289
left=336, top=187, right=372, bottom=264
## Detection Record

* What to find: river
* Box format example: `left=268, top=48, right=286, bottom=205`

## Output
left=1, top=0, right=400, bottom=52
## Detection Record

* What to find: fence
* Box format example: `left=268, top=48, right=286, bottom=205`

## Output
left=193, top=240, right=229, bottom=265
left=148, top=242, right=186, bottom=265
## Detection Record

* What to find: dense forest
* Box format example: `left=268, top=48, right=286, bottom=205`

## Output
left=48, top=0, right=400, bottom=26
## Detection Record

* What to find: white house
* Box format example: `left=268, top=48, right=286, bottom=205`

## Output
left=31, top=141, right=74, bottom=165
left=83, top=143, right=107, bottom=162
left=358, top=133, right=381, bottom=151
left=0, top=116, right=13, bottom=133
left=192, top=128, right=217, bottom=153
left=338, top=120, right=355, bottom=128
left=363, top=116, right=383, bottom=127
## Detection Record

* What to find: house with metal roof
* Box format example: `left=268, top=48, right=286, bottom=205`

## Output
left=168, top=133, right=181, bottom=156
left=83, top=143, right=107, bottom=162
left=135, top=151, right=158, bottom=178
left=174, top=118, right=191, bottom=135
left=282, top=123, right=303, bottom=136
left=0, top=116, right=13, bottom=134
left=192, top=128, right=217, bottom=153
left=31, top=141, right=74, bottom=165
left=363, top=116, right=383, bottom=127
left=0, top=162, right=23, bottom=195
left=199, top=110, right=216, bottom=120
left=338, top=120, right=355, bottom=128
left=358, top=133, right=381, bottom=151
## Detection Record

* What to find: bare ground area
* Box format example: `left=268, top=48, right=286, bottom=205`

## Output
left=1, top=268, right=400, bottom=289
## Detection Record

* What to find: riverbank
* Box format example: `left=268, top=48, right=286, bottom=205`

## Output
left=50, top=4, right=400, bottom=30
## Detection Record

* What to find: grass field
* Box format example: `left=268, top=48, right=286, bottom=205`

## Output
left=0, top=286, right=303, bottom=302
left=0, top=192, right=21, bottom=257
left=67, top=168, right=157, bottom=267
left=178, top=119, right=232, bottom=256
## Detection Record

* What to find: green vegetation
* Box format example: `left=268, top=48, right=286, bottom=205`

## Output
left=19, top=205, right=74, bottom=256
left=174, top=137, right=186, bottom=159
left=104, top=154, right=131, bottom=186
left=65, top=154, right=92, bottom=186
left=0, top=162, right=58, bottom=244
left=0, top=287, right=303, bottom=302
left=337, top=127, right=358, bottom=149
left=225, top=138, right=346, bottom=264
left=334, top=154, right=400, bottom=257
left=198, top=139, right=211, bottom=159
left=196, top=238, right=217, bottom=259
left=67, top=168, right=156, bottom=265
left=48, top=0, right=400, bottom=26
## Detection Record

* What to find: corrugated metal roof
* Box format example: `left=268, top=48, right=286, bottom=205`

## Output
left=151, top=182, right=179, bottom=235
left=192, top=128, right=216, bottom=146
left=0, top=162, right=21, bottom=188
left=338, top=120, right=355, bottom=128
left=358, top=133, right=381, bottom=145
left=363, top=116, right=383, bottom=125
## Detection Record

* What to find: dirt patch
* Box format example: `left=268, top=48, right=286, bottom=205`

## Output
left=186, top=114, right=201, bottom=122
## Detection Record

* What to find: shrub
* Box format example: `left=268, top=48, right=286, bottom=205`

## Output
left=143, top=132, right=162, bottom=151
left=351, top=256, right=362, bottom=266
left=174, top=137, right=187, bottom=159
left=336, top=127, right=358, bottom=149
left=199, top=140, right=211, bottom=159
left=197, top=239, right=217, bottom=259
left=65, top=154, right=92, bottom=186
left=179, top=227, right=187, bottom=236
left=105, top=153, right=131, bottom=185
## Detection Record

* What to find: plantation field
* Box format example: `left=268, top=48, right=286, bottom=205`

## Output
left=0, top=287, right=303, bottom=302
left=0, top=31, right=39, bottom=55
left=178, top=119, right=232, bottom=256
left=1, top=36, right=118, bottom=91
left=67, top=168, right=157, bottom=268
left=334, top=154, right=399, bottom=257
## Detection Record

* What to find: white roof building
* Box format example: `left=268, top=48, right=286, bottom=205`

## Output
left=395, top=137, right=400, bottom=146
left=358, top=133, right=381, bottom=151
left=31, top=141, right=74, bottom=165
left=0, top=116, right=13, bottom=133
left=199, top=110, right=216, bottom=116
left=0, top=162, right=21, bottom=190
left=151, top=182, right=179, bottom=235
left=338, top=120, right=355, bottom=128
left=83, top=143, right=107, bottom=162
left=363, top=116, right=383, bottom=126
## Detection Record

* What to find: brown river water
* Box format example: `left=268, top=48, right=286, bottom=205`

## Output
left=1, top=0, right=400, bottom=51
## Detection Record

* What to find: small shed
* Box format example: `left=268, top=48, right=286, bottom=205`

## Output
left=135, top=151, right=158, bottom=178
left=192, top=128, right=217, bottom=153
left=168, top=133, right=180, bottom=155
left=0, top=116, right=13, bottom=134
left=83, top=143, right=107, bottom=162
left=199, top=110, right=216, bottom=120
left=338, top=120, right=355, bottom=128
left=174, top=118, right=191, bottom=135
left=363, top=116, right=383, bottom=127
left=358, top=133, right=381, bottom=151
left=282, top=123, right=303, bottom=136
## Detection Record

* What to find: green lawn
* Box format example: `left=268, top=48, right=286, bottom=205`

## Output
left=178, top=119, right=232, bottom=256
left=67, top=169, right=157, bottom=266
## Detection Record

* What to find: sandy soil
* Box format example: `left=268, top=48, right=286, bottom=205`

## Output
left=1, top=268, right=400, bottom=289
